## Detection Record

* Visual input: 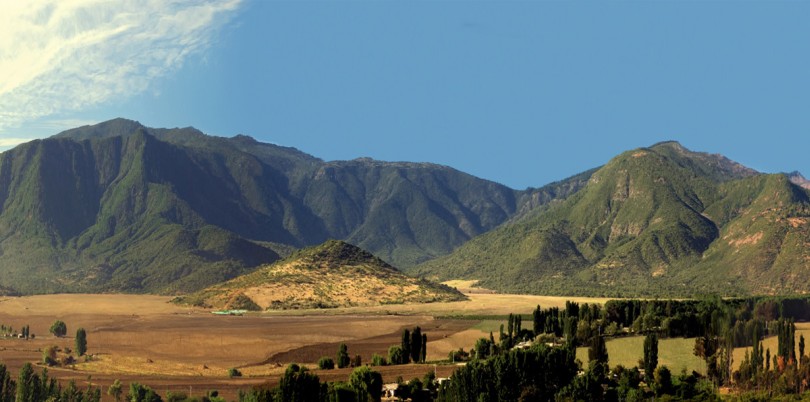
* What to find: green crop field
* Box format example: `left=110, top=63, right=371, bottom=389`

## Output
left=577, top=336, right=707, bottom=375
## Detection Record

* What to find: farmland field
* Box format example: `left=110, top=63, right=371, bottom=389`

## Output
left=575, top=322, right=810, bottom=377
left=0, top=292, right=609, bottom=400
left=576, top=336, right=707, bottom=375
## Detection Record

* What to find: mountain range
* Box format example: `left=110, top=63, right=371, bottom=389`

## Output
left=414, top=142, right=810, bottom=297
left=0, top=118, right=584, bottom=294
left=0, top=119, right=807, bottom=297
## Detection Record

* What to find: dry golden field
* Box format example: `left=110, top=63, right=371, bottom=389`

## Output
left=730, top=322, right=810, bottom=371
left=0, top=292, right=610, bottom=400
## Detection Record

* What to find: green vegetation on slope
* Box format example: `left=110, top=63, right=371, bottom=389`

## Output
left=0, top=118, right=587, bottom=294
left=414, top=142, right=810, bottom=297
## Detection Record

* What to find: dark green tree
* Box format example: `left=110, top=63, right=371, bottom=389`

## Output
left=563, top=316, right=578, bottom=345
left=42, top=346, right=57, bottom=366
left=349, top=366, right=383, bottom=402
left=318, top=357, right=335, bottom=370
left=643, top=332, right=659, bottom=382
left=279, top=364, right=322, bottom=402
left=388, top=346, right=404, bottom=365
left=421, top=333, right=427, bottom=363
left=557, top=361, right=604, bottom=402
left=532, top=305, right=543, bottom=335
left=371, top=354, right=386, bottom=367
left=0, top=364, right=14, bottom=402
left=588, top=335, right=608, bottom=366
left=507, top=314, right=515, bottom=340
left=437, top=343, right=577, bottom=402
left=751, top=325, right=762, bottom=373
left=16, top=362, right=36, bottom=402
left=49, top=321, right=67, bottom=338
left=327, top=382, right=356, bottom=402
left=127, top=383, right=161, bottom=402
left=401, top=329, right=411, bottom=364
left=474, top=337, right=492, bottom=360
left=410, top=327, right=422, bottom=364
left=337, top=343, right=350, bottom=369
left=776, top=318, right=796, bottom=364
left=75, top=328, right=87, bottom=357
left=766, top=348, right=771, bottom=372
left=107, top=380, right=122, bottom=402
left=653, top=365, right=673, bottom=396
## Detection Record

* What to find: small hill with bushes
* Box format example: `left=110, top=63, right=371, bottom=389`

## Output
left=175, top=240, right=466, bottom=310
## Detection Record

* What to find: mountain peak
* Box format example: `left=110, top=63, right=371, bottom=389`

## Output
left=788, top=171, right=810, bottom=189
left=646, top=141, right=758, bottom=182
left=54, top=118, right=146, bottom=140
left=231, top=134, right=258, bottom=144
left=293, top=240, right=395, bottom=270
left=649, top=140, right=686, bottom=150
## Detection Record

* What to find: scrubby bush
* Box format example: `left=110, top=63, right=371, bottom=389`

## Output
left=371, top=354, right=387, bottom=367
left=318, top=357, right=335, bottom=370
left=337, top=343, right=350, bottom=368
left=49, top=320, right=67, bottom=337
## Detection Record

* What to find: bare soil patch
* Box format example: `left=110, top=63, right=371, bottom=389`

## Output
left=729, top=232, right=764, bottom=248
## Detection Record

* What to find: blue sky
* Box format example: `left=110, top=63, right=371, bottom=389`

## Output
left=1, top=1, right=808, bottom=189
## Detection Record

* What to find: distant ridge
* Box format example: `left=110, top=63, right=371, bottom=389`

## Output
left=2, top=118, right=806, bottom=297
left=175, top=240, right=467, bottom=309
left=789, top=171, right=810, bottom=190
left=0, top=118, right=585, bottom=294
left=415, top=142, right=810, bottom=297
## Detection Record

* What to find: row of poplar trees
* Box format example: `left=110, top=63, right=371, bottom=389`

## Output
left=391, top=327, right=427, bottom=365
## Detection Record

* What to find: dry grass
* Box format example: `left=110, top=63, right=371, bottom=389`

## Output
left=0, top=295, right=432, bottom=376
left=0, top=294, right=184, bottom=316
left=261, top=293, right=613, bottom=317
left=442, top=280, right=495, bottom=294
left=205, top=261, right=431, bottom=309
left=190, top=254, right=464, bottom=310
left=729, top=232, right=764, bottom=248
left=731, top=322, right=810, bottom=371
left=0, top=292, right=610, bottom=398
left=426, top=329, right=489, bottom=361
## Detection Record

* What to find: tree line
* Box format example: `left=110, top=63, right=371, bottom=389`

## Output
left=318, top=326, right=428, bottom=371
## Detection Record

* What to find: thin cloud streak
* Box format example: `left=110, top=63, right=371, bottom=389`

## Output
left=0, top=0, right=242, bottom=134
left=0, top=138, right=33, bottom=147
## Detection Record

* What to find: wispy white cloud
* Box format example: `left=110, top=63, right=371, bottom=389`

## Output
left=0, top=0, right=242, bottom=136
left=0, top=138, right=33, bottom=147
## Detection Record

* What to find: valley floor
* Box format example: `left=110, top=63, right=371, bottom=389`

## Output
left=0, top=292, right=610, bottom=400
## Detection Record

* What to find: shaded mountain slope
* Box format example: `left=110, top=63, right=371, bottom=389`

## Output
left=0, top=118, right=588, bottom=294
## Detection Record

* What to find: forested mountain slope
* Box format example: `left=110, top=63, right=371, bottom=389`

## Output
left=0, top=118, right=586, bottom=294
left=414, top=142, right=810, bottom=297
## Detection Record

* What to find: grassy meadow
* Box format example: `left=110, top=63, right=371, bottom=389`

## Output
left=577, top=336, right=707, bottom=375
